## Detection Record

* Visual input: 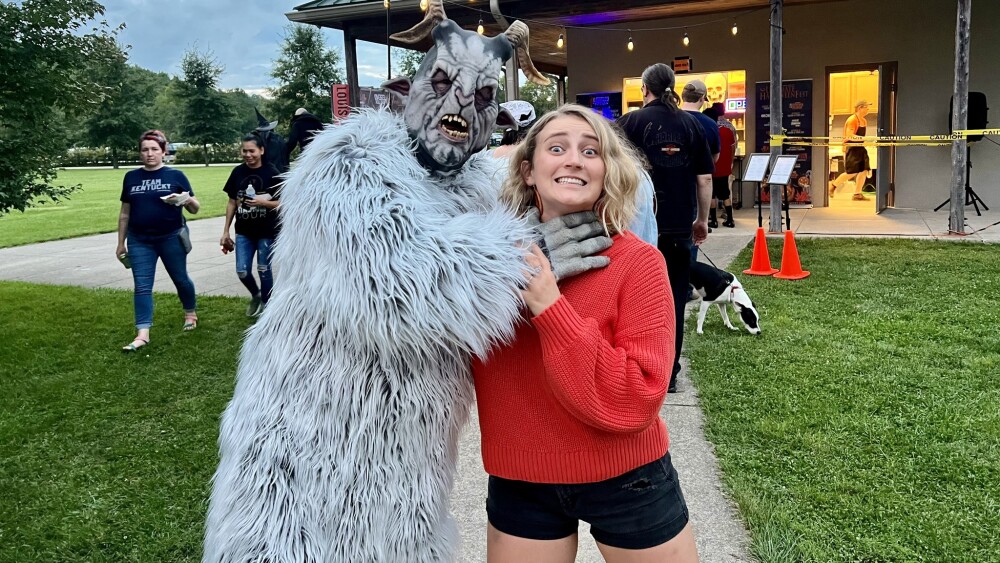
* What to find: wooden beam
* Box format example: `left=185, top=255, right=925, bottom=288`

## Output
left=769, top=0, right=783, bottom=232
left=949, top=0, right=971, bottom=234
left=343, top=24, right=361, bottom=109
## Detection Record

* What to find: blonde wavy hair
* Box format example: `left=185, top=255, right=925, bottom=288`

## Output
left=499, top=104, right=642, bottom=236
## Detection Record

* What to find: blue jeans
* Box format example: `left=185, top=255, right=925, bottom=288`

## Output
left=235, top=235, right=274, bottom=303
left=127, top=229, right=197, bottom=330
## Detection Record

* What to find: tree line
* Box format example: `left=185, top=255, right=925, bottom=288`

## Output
left=1, top=0, right=557, bottom=216
left=1, top=0, right=343, bottom=215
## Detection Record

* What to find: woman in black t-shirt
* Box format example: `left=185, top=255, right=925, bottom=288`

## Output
left=221, top=134, right=282, bottom=317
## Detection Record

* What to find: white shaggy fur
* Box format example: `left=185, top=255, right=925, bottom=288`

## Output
left=203, top=110, right=532, bottom=562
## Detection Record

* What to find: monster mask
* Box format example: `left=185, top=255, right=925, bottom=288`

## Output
left=384, top=0, right=549, bottom=173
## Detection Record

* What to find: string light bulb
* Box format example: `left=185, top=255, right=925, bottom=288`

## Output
left=419, top=0, right=428, bottom=11
left=557, top=33, right=564, bottom=49
left=383, top=0, right=389, bottom=7
left=627, top=30, right=633, bottom=52
left=683, top=31, right=690, bottom=47
left=477, top=18, right=484, bottom=35
left=731, top=22, right=738, bottom=36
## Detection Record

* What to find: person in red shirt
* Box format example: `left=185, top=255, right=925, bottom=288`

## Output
left=473, top=104, right=699, bottom=562
left=704, top=103, right=738, bottom=228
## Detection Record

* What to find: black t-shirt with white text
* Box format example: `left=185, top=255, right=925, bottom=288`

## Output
left=222, top=163, right=282, bottom=239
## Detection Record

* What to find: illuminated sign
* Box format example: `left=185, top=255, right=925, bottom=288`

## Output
left=726, top=97, right=747, bottom=113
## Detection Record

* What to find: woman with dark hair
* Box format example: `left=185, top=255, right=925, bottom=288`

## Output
left=617, top=62, right=713, bottom=395
left=220, top=133, right=282, bottom=317
left=116, top=129, right=201, bottom=352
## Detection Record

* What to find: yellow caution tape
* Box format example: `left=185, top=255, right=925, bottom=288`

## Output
left=770, top=129, right=1000, bottom=146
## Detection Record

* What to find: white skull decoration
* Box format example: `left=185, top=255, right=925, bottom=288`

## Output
left=705, top=73, right=728, bottom=105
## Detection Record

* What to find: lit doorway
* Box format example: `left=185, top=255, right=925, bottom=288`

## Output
left=825, top=63, right=897, bottom=213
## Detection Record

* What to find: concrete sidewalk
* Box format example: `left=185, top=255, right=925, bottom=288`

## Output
left=0, top=214, right=759, bottom=562
left=4, top=205, right=995, bottom=561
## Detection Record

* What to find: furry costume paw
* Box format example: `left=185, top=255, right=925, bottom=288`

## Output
left=524, top=208, right=612, bottom=280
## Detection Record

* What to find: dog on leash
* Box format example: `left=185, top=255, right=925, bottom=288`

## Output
left=689, top=260, right=761, bottom=335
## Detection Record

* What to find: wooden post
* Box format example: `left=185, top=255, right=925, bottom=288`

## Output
left=343, top=24, right=361, bottom=108
left=769, top=0, right=783, bottom=232
left=491, top=0, right=519, bottom=101
left=949, top=0, right=971, bottom=234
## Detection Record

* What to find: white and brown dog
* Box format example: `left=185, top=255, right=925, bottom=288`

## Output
left=689, top=260, right=761, bottom=335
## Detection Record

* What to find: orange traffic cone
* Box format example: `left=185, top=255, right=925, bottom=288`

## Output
left=743, top=227, right=779, bottom=276
left=773, top=230, right=810, bottom=280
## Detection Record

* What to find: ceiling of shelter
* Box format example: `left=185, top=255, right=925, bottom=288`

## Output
left=288, top=0, right=842, bottom=76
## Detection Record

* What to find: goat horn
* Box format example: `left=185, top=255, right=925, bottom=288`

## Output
left=390, top=0, right=447, bottom=44
left=504, top=21, right=549, bottom=85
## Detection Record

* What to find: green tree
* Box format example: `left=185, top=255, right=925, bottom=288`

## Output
left=82, top=58, right=155, bottom=168
left=268, top=25, right=343, bottom=130
left=0, top=0, right=122, bottom=215
left=517, top=73, right=559, bottom=118
left=150, top=77, right=185, bottom=141
left=178, top=48, right=234, bottom=166
left=223, top=88, right=269, bottom=138
left=392, top=48, right=425, bottom=79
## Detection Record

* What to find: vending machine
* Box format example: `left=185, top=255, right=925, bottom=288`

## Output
left=576, top=91, right=623, bottom=120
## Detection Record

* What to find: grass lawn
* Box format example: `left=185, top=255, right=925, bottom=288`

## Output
left=2, top=239, right=998, bottom=561
left=0, top=282, right=252, bottom=562
left=0, top=167, right=236, bottom=249
left=685, top=238, right=1000, bottom=562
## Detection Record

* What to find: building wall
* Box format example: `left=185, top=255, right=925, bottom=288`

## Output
left=567, top=0, right=1000, bottom=210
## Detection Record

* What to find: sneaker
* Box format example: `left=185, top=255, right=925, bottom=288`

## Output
left=852, top=193, right=868, bottom=201
left=723, top=218, right=736, bottom=228
left=246, top=295, right=262, bottom=317
left=708, top=218, right=719, bottom=229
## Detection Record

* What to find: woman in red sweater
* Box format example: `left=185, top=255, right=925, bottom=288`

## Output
left=473, top=104, right=699, bottom=562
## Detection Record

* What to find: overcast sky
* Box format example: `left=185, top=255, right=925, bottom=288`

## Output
left=101, top=0, right=393, bottom=93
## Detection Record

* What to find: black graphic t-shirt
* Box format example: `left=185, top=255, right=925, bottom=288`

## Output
left=617, top=101, right=714, bottom=236
left=120, top=167, right=194, bottom=236
left=223, top=163, right=282, bottom=239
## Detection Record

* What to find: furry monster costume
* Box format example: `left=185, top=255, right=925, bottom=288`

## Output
left=203, top=4, right=590, bottom=562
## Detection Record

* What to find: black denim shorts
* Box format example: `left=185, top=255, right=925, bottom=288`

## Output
left=486, top=452, right=689, bottom=550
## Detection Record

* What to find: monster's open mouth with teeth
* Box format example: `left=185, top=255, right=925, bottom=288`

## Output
left=438, top=114, right=470, bottom=142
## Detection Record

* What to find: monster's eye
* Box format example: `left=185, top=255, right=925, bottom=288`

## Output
left=474, top=86, right=494, bottom=110
left=431, top=70, right=452, bottom=96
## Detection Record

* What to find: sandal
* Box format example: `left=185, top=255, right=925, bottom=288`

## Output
left=122, top=337, right=149, bottom=352
left=183, top=313, right=198, bottom=331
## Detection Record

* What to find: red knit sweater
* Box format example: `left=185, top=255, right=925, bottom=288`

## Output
left=472, top=232, right=675, bottom=484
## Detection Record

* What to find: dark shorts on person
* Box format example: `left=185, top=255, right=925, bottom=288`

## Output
left=712, top=175, right=732, bottom=200
left=486, top=452, right=689, bottom=550
left=845, top=145, right=871, bottom=174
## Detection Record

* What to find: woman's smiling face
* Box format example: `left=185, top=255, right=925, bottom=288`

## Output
left=521, top=115, right=606, bottom=221
left=242, top=141, right=264, bottom=168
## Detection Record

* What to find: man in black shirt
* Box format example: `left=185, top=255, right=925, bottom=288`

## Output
left=617, top=63, right=713, bottom=393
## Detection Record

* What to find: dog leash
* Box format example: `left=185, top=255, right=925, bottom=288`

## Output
left=697, top=248, right=720, bottom=269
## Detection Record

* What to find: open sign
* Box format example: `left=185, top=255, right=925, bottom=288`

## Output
left=726, top=97, right=747, bottom=113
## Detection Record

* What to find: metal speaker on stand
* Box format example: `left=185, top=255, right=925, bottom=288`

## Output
left=935, top=92, right=989, bottom=215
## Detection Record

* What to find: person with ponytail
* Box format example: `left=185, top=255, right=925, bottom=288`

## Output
left=616, top=62, right=714, bottom=394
